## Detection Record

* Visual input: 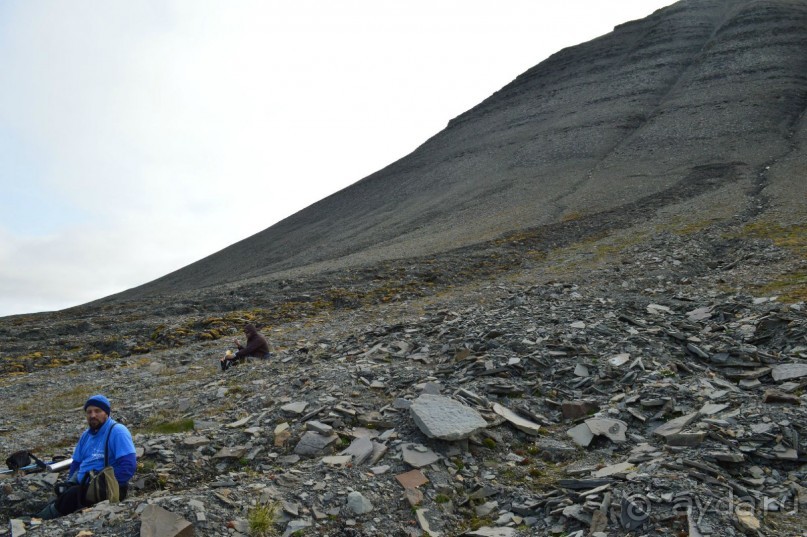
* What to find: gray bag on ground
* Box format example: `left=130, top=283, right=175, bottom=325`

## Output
left=82, top=423, right=120, bottom=504
left=84, top=465, right=120, bottom=503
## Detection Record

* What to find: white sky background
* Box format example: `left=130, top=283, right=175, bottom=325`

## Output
left=0, top=1, right=677, bottom=317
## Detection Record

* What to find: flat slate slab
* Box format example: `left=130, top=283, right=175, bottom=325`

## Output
left=140, top=505, right=194, bottom=537
left=592, top=462, right=635, bottom=478
left=464, top=527, right=517, bottom=537
left=294, top=431, right=339, bottom=457
left=341, top=436, right=374, bottom=465
left=410, top=394, right=487, bottom=441
left=567, top=423, right=595, bottom=447
left=653, top=413, right=699, bottom=438
left=402, top=443, right=440, bottom=468
left=772, top=364, right=807, bottom=382
left=213, top=446, right=248, bottom=459
left=182, top=435, right=210, bottom=447
left=493, top=403, right=541, bottom=435
left=321, top=455, right=352, bottom=466
left=346, top=491, right=373, bottom=514
left=281, top=401, right=309, bottom=415
left=585, top=418, right=628, bottom=443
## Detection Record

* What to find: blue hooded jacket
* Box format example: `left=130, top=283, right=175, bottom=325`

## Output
left=69, top=417, right=137, bottom=485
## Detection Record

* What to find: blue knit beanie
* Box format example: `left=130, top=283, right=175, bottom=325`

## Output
left=84, top=394, right=111, bottom=415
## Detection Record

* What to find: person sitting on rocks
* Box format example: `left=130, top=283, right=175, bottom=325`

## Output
left=37, top=394, right=137, bottom=519
left=220, top=323, right=270, bottom=371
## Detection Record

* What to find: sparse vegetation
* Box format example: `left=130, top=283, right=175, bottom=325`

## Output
left=137, top=410, right=194, bottom=434
left=733, top=221, right=807, bottom=302
left=248, top=502, right=280, bottom=537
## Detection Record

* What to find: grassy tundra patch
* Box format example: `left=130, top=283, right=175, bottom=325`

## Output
left=735, top=221, right=807, bottom=302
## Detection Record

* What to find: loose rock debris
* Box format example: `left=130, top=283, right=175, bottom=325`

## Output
left=1, top=230, right=807, bottom=536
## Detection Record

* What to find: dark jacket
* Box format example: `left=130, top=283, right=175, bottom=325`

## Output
left=234, top=325, right=269, bottom=359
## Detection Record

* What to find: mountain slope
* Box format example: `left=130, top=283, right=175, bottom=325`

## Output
left=114, top=0, right=807, bottom=300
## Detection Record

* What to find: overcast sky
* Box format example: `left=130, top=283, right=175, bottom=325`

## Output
left=0, top=1, right=677, bottom=317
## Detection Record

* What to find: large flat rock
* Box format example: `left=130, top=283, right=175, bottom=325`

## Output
left=410, top=394, right=487, bottom=441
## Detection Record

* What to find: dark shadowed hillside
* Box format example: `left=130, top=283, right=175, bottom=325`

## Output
left=108, top=0, right=807, bottom=301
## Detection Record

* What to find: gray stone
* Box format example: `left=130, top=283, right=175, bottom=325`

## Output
left=393, top=398, right=412, bottom=409
left=535, top=438, right=577, bottom=461
left=321, top=455, right=352, bottom=466
left=647, top=303, right=672, bottom=315
left=305, top=420, right=333, bottom=434
left=294, top=431, right=339, bottom=456
left=213, top=446, right=248, bottom=459
left=140, top=504, right=194, bottom=537
left=608, top=353, right=631, bottom=367
left=469, top=486, right=500, bottom=499
left=475, top=501, right=498, bottom=517
left=492, top=403, right=541, bottom=435
left=774, top=446, right=798, bottom=460
left=274, top=422, right=290, bottom=434
left=421, top=381, right=443, bottom=394
left=283, top=501, right=300, bottom=516
left=368, top=441, right=388, bottom=465
left=664, top=432, right=708, bottom=447
left=687, top=307, right=713, bottom=322
left=182, top=435, right=210, bottom=447
left=9, top=520, right=25, bottom=537
left=561, top=400, right=599, bottom=420
left=416, top=509, right=442, bottom=537
left=751, top=423, right=774, bottom=434
left=405, top=487, right=424, bottom=507
left=277, top=454, right=300, bottom=465
left=402, top=443, right=440, bottom=468
left=342, top=436, right=374, bottom=465
left=371, top=465, right=390, bottom=475
left=563, top=504, right=592, bottom=524
left=652, top=413, right=699, bottom=438
left=358, top=410, right=394, bottom=428
left=699, top=403, right=729, bottom=415
left=464, top=528, right=517, bottom=537
left=281, top=401, right=309, bottom=414
left=590, top=510, right=608, bottom=534
left=346, top=491, right=373, bottom=514
left=585, top=418, right=628, bottom=443
left=709, top=452, right=745, bottom=463
left=739, top=378, right=763, bottom=389
left=410, top=394, right=487, bottom=440
left=772, top=364, right=807, bottom=382
left=567, top=422, right=594, bottom=447
left=592, top=462, right=635, bottom=477
left=284, top=518, right=313, bottom=537
left=736, top=510, right=761, bottom=533
left=226, top=415, right=251, bottom=428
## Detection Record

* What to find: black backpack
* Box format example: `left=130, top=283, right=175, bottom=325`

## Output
left=5, top=450, right=46, bottom=472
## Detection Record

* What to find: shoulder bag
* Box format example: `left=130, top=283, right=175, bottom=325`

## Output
left=83, top=423, right=121, bottom=504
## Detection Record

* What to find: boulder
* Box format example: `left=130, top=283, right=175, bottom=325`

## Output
left=410, top=394, right=487, bottom=440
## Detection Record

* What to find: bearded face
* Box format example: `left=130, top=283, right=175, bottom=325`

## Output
left=85, top=405, right=108, bottom=431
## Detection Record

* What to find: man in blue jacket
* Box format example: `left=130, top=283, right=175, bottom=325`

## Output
left=37, top=394, right=137, bottom=519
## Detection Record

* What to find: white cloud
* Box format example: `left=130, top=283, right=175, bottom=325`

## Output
left=0, top=0, right=676, bottom=316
